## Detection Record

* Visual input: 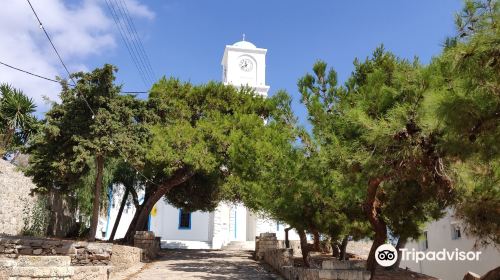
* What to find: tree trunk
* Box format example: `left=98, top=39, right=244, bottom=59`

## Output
left=109, top=186, right=130, bottom=242
left=339, top=235, right=349, bottom=261
left=88, top=155, right=105, bottom=242
left=391, top=237, right=406, bottom=269
left=365, top=177, right=387, bottom=273
left=284, top=227, right=291, bottom=248
left=129, top=186, right=140, bottom=208
left=331, top=238, right=340, bottom=257
left=312, top=230, right=321, bottom=251
left=124, top=168, right=194, bottom=243
left=298, top=229, right=311, bottom=268
left=480, top=266, right=500, bottom=280
left=2, top=128, right=14, bottom=148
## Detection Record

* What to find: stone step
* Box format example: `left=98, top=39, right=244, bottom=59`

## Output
left=16, top=255, right=71, bottom=267
left=226, top=241, right=251, bottom=245
left=222, top=241, right=255, bottom=251
left=319, top=269, right=371, bottom=280
left=161, top=240, right=212, bottom=250
left=322, top=260, right=366, bottom=270
left=9, top=266, right=74, bottom=278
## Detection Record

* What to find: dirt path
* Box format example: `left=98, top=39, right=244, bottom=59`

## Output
left=124, top=249, right=283, bottom=280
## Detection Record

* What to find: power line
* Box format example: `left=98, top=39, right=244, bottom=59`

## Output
left=116, top=0, right=156, bottom=80
left=26, top=0, right=94, bottom=115
left=0, top=61, right=60, bottom=84
left=104, top=0, right=149, bottom=86
left=112, top=0, right=154, bottom=82
left=26, top=0, right=77, bottom=87
left=0, top=60, right=147, bottom=94
left=104, top=0, right=152, bottom=86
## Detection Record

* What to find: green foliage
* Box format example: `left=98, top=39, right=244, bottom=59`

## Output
left=164, top=172, right=222, bottom=212
left=74, top=158, right=119, bottom=219
left=142, top=78, right=280, bottom=211
left=22, top=196, right=49, bottom=237
left=0, top=83, right=38, bottom=155
left=429, top=0, right=500, bottom=247
left=25, top=65, right=147, bottom=240
left=299, top=48, right=457, bottom=248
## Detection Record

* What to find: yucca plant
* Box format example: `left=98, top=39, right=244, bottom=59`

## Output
left=0, top=83, right=37, bottom=155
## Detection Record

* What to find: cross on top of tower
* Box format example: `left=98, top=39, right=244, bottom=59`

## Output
left=242, top=33, right=246, bottom=41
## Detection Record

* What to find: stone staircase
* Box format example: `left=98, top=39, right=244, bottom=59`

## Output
left=221, top=241, right=255, bottom=251
left=1, top=255, right=74, bottom=279
left=161, top=240, right=212, bottom=250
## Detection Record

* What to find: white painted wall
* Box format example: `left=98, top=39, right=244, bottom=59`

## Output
left=150, top=200, right=211, bottom=241
left=401, top=210, right=500, bottom=280
left=228, top=203, right=247, bottom=241
left=96, top=184, right=141, bottom=240
left=212, top=203, right=231, bottom=249
left=254, top=214, right=301, bottom=241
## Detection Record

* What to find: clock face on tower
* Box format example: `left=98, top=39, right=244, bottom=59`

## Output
left=239, top=58, right=253, bottom=72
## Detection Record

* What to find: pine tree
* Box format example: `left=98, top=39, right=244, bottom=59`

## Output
left=26, top=64, right=147, bottom=241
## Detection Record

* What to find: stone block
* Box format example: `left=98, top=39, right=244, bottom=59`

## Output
left=259, top=232, right=276, bottom=238
left=322, top=260, right=366, bottom=270
left=319, top=269, right=370, bottom=280
left=9, top=266, right=74, bottom=277
left=55, top=244, right=75, bottom=255
left=90, top=253, right=110, bottom=261
left=16, top=256, right=71, bottom=267
left=73, top=242, right=88, bottom=248
left=134, top=231, right=155, bottom=239
left=0, top=256, right=17, bottom=267
left=17, top=248, right=32, bottom=255
left=72, top=266, right=109, bottom=280
left=111, top=245, right=142, bottom=269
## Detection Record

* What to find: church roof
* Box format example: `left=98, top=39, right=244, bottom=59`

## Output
left=232, top=40, right=257, bottom=49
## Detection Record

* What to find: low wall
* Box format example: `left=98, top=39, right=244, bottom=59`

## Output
left=0, top=235, right=144, bottom=279
left=256, top=233, right=370, bottom=280
left=133, top=231, right=160, bottom=261
left=110, top=244, right=142, bottom=269
left=0, top=236, right=112, bottom=266
left=263, top=248, right=370, bottom=280
left=263, top=248, right=294, bottom=271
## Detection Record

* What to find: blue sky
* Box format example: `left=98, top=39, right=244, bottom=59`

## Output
left=1, top=0, right=464, bottom=123
left=90, top=0, right=463, bottom=125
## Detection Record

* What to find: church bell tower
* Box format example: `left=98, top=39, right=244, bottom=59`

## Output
left=221, top=36, right=270, bottom=96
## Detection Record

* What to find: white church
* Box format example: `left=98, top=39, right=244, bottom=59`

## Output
left=98, top=38, right=299, bottom=249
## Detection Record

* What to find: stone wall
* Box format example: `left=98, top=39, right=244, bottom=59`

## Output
left=110, top=244, right=142, bottom=269
left=0, top=160, right=37, bottom=236
left=0, top=236, right=112, bottom=266
left=263, top=248, right=371, bottom=280
left=0, top=160, right=77, bottom=238
left=256, top=233, right=370, bottom=280
left=133, top=231, right=160, bottom=261
left=1, top=255, right=74, bottom=280
left=0, top=236, right=143, bottom=279
left=263, top=248, right=294, bottom=272
left=0, top=255, right=111, bottom=280
left=255, top=233, right=279, bottom=260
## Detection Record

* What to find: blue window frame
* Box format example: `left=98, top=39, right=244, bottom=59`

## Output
left=178, top=209, right=191, bottom=230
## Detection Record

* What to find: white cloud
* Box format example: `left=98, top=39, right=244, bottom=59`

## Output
left=0, top=0, right=154, bottom=113
left=124, top=0, right=155, bottom=20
